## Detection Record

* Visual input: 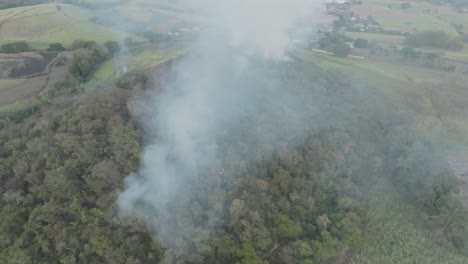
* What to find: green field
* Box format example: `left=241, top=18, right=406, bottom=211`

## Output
left=0, top=4, right=145, bottom=49
left=127, top=47, right=185, bottom=70
left=351, top=0, right=460, bottom=36
left=295, top=49, right=441, bottom=83
left=415, top=47, right=468, bottom=61
left=344, top=32, right=405, bottom=44
left=84, top=47, right=186, bottom=89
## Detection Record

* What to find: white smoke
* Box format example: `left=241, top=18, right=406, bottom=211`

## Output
left=118, top=0, right=323, bottom=248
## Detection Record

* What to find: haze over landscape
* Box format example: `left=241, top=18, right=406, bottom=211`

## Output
left=0, top=0, right=468, bottom=263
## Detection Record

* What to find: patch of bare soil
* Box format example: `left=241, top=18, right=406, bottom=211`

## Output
left=0, top=51, right=71, bottom=78
left=0, top=52, right=71, bottom=107
left=0, top=52, right=54, bottom=78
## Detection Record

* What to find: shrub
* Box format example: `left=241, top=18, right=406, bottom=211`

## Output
left=354, top=38, right=369, bottom=48
left=400, top=47, right=419, bottom=59
left=143, top=31, right=169, bottom=44
left=48, top=78, right=82, bottom=97
left=46, top=43, right=65, bottom=52
left=0, top=42, right=33, bottom=53
left=333, top=43, right=351, bottom=57
left=71, top=40, right=97, bottom=50
left=446, top=65, right=456, bottom=72
left=69, top=47, right=107, bottom=83
left=105, top=40, right=120, bottom=56
left=405, top=31, right=464, bottom=50
left=400, top=2, right=411, bottom=9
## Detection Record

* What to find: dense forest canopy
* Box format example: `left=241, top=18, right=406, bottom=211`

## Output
left=0, top=62, right=466, bottom=263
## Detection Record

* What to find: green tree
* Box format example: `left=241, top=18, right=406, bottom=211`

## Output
left=47, top=43, right=65, bottom=51
left=105, top=40, right=120, bottom=56
left=275, top=214, right=299, bottom=240
left=333, top=43, right=351, bottom=57
left=1, top=42, right=33, bottom=53
left=235, top=243, right=261, bottom=264
left=354, top=38, right=369, bottom=48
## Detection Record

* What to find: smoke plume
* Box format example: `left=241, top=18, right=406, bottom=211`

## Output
left=118, top=0, right=322, bottom=247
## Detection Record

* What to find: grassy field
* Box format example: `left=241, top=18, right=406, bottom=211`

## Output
left=110, top=1, right=206, bottom=32
left=0, top=97, right=42, bottom=119
left=295, top=49, right=441, bottom=83
left=84, top=47, right=186, bottom=89
left=0, top=3, right=145, bottom=49
left=126, top=47, right=185, bottom=70
left=344, top=32, right=405, bottom=44
left=0, top=79, right=22, bottom=91
left=414, top=47, right=468, bottom=61
left=351, top=0, right=460, bottom=36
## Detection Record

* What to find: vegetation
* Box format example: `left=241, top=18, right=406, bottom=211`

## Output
left=105, top=40, right=121, bottom=56
left=354, top=38, right=369, bottom=48
left=0, top=89, right=164, bottom=263
left=69, top=42, right=109, bottom=83
left=0, top=42, right=34, bottom=53
left=0, top=0, right=48, bottom=10
left=46, top=43, right=65, bottom=52
left=0, top=0, right=468, bottom=263
left=143, top=31, right=170, bottom=44
left=333, top=43, right=351, bottom=57
left=405, top=31, right=464, bottom=50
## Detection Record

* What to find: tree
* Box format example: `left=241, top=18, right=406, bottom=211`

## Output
left=71, top=40, right=97, bottom=50
left=401, top=46, right=419, bottom=59
left=333, top=43, right=351, bottom=57
left=47, top=43, right=65, bottom=51
left=68, top=47, right=106, bottom=83
left=143, top=31, right=168, bottom=44
left=275, top=214, right=299, bottom=240
left=354, top=38, right=369, bottom=48
left=1, top=42, right=33, bottom=53
left=405, top=31, right=464, bottom=50
left=235, top=243, right=261, bottom=264
left=105, top=40, right=120, bottom=56
left=400, top=2, right=411, bottom=9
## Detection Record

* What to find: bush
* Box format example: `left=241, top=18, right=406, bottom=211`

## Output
left=400, top=47, right=419, bottom=59
left=318, top=33, right=352, bottom=49
left=105, top=41, right=120, bottom=56
left=405, top=31, right=464, bottom=50
left=48, top=78, right=82, bottom=97
left=400, top=2, right=411, bottom=9
left=333, top=43, right=351, bottom=57
left=0, top=42, right=33, bottom=53
left=354, top=38, right=369, bottom=48
left=143, top=31, right=169, bottom=44
left=446, top=65, right=456, bottom=72
left=71, top=40, right=97, bottom=50
left=46, top=43, right=65, bottom=52
left=69, top=48, right=106, bottom=83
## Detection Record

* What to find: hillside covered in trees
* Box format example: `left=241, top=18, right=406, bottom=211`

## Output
left=0, top=61, right=466, bottom=263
